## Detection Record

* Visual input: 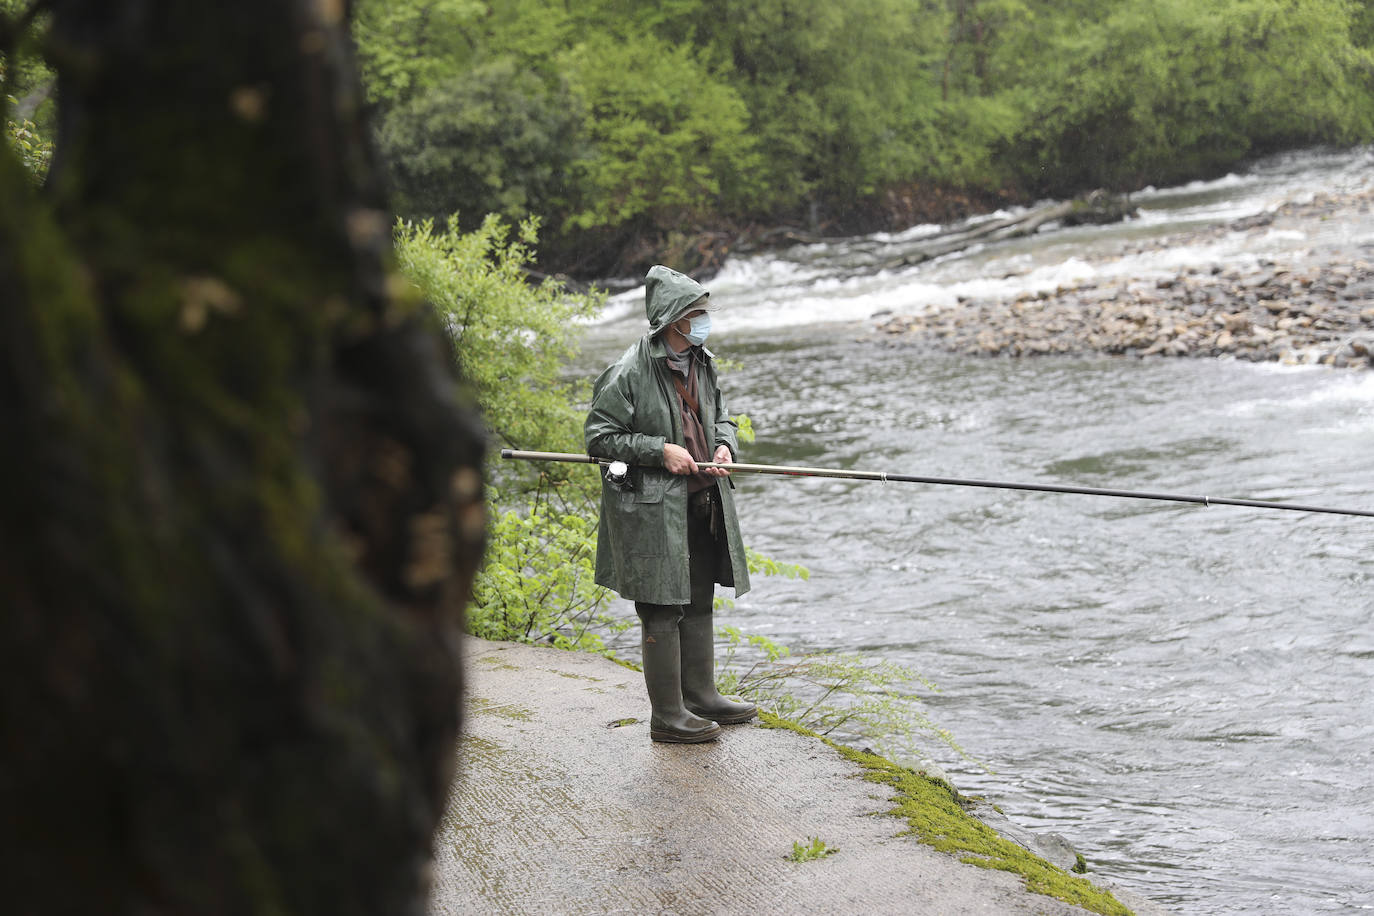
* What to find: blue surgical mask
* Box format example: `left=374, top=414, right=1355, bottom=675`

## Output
left=683, top=313, right=711, bottom=346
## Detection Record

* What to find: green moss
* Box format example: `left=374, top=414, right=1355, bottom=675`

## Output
left=556, top=670, right=602, bottom=682
left=607, top=656, right=641, bottom=673
left=476, top=655, right=520, bottom=671
left=468, top=697, right=535, bottom=721
left=758, top=712, right=1132, bottom=916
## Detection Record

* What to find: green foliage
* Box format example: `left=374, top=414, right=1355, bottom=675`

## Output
left=2, top=3, right=56, bottom=178
left=1004, top=0, right=1374, bottom=193
left=353, top=0, right=486, bottom=106
left=682, top=0, right=949, bottom=208
left=745, top=547, right=808, bottom=581
left=0, top=1, right=55, bottom=121
left=376, top=58, right=586, bottom=227
left=785, top=836, right=837, bottom=862
left=393, top=214, right=603, bottom=453
left=714, top=627, right=967, bottom=763
left=5, top=97, right=51, bottom=183
left=1355, top=0, right=1374, bottom=47
left=470, top=489, right=630, bottom=651
left=732, top=413, right=755, bottom=445
left=354, top=0, right=1374, bottom=259
left=558, top=33, right=761, bottom=230
left=394, top=214, right=617, bottom=648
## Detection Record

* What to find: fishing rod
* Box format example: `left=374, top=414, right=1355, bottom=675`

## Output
left=499, top=449, right=1374, bottom=519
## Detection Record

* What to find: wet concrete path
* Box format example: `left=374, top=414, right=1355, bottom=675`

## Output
left=428, top=639, right=1164, bottom=915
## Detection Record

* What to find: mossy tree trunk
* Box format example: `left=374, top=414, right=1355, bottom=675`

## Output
left=0, top=1, right=483, bottom=912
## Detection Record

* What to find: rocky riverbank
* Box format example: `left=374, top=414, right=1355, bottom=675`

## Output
left=874, top=188, right=1374, bottom=369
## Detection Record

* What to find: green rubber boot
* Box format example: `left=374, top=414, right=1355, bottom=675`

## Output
left=641, top=612, right=721, bottom=744
left=680, top=613, right=757, bottom=725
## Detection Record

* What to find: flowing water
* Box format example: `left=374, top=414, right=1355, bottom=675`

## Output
left=579, top=147, right=1374, bottom=914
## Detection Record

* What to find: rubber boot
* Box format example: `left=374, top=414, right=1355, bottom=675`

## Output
left=640, top=610, right=721, bottom=744
left=680, top=612, right=757, bottom=725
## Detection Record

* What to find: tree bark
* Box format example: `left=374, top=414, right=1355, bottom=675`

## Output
left=0, top=2, right=483, bottom=913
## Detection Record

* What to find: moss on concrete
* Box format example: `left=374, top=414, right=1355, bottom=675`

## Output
left=758, top=712, right=1132, bottom=916
left=468, top=697, right=536, bottom=722
left=556, top=670, right=603, bottom=682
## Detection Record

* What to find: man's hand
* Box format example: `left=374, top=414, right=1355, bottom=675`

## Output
left=703, top=445, right=732, bottom=478
left=663, top=443, right=698, bottom=475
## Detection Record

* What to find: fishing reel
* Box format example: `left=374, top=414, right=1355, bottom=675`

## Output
left=604, top=460, right=633, bottom=491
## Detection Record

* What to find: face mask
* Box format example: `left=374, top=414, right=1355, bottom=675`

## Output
left=682, top=313, right=711, bottom=346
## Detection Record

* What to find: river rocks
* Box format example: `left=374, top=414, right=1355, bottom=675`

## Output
left=874, top=188, right=1374, bottom=370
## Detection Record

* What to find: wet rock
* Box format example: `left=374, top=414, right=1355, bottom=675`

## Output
left=868, top=186, right=1374, bottom=370
left=1342, top=282, right=1374, bottom=303
left=1231, top=211, right=1276, bottom=231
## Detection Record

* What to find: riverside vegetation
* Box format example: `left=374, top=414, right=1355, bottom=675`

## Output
left=353, top=0, right=1374, bottom=279
left=8, top=2, right=1374, bottom=278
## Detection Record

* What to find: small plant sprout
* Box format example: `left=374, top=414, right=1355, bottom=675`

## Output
left=785, top=837, right=837, bottom=863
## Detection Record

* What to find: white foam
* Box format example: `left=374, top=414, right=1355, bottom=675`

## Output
left=584, top=146, right=1374, bottom=335
left=1226, top=371, right=1374, bottom=420
left=870, top=221, right=946, bottom=244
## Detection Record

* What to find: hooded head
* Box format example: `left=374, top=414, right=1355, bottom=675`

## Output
left=644, top=265, right=718, bottom=335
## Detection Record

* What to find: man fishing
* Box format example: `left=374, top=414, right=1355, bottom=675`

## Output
left=584, top=265, right=757, bottom=743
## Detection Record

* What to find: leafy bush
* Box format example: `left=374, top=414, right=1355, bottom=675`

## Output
left=376, top=59, right=586, bottom=227
left=393, top=214, right=601, bottom=454
left=1004, top=0, right=1374, bottom=193
left=4, top=101, right=51, bottom=183
left=394, top=214, right=617, bottom=650
left=558, top=33, right=761, bottom=230
left=470, top=493, right=631, bottom=651
left=352, top=0, right=484, bottom=106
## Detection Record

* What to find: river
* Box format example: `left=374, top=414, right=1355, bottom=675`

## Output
left=579, top=146, right=1374, bottom=915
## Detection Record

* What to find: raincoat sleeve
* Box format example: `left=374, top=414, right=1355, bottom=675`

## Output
left=584, top=361, right=666, bottom=466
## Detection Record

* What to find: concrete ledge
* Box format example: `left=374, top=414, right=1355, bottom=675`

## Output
left=428, top=639, right=1164, bottom=915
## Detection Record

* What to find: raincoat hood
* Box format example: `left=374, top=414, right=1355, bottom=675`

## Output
left=644, top=265, right=715, bottom=334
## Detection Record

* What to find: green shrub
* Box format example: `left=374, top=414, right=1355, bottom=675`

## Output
left=376, top=59, right=586, bottom=227
left=4, top=101, right=51, bottom=184
left=394, top=214, right=616, bottom=649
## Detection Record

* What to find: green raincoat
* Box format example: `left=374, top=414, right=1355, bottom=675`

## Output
left=584, top=266, right=751, bottom=605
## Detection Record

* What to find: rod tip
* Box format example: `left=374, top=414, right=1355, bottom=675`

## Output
left=499, top=448, right=513, bottom=458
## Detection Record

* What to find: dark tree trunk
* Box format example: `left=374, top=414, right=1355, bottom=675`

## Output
left=0, top=2, right=483, bottom=913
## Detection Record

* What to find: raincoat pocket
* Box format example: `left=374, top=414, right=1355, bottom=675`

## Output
left=634, top=471, right=670, bottom=504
